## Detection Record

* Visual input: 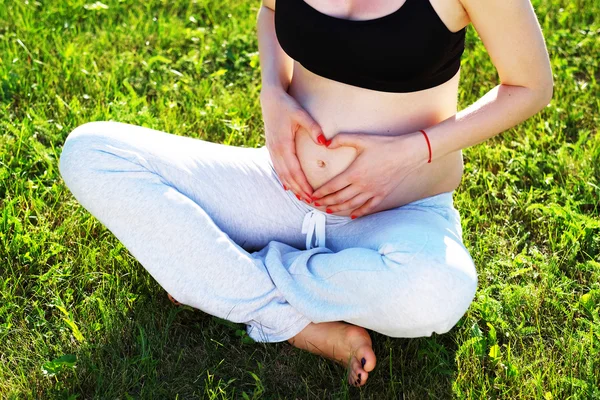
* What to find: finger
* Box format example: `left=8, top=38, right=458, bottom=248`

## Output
left=312, top=168, right=357, bottom=200
left=327, top=191, right=373, bottom=214
left=314, top=184, right=362, bottom=208
left=270, top=159, right=291, bottom=190
left=284, top=153, right=314, bottom=200
left=273, top=144, right=313, bottom=201
left=293, top=108, right=324, bottom=145
left=279, top=165, right=310, bottom=202
left=349, top=196, right=383, bottom=219
left=273, top=167, right=289, bottom=191
left=325, top=132, right=364, bottom=150
left=278, top=159, right=311, bottom=202
left=272, top=157, right=301, bottom=195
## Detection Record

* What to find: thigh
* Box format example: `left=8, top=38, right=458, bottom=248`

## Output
left=252, top=192, right=477, bottom=336
left=63, top=121, right=309, bottom=251
left=327, top=192, right=470, bottom=268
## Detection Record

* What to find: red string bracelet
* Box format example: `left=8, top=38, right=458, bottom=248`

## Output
left=419, top=129, right=432, bottom=164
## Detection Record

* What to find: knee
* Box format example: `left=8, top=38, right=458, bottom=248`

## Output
left=380, top=245, right=478, bottom=338
left=62, top=120, right=113, bottom=150
left=59, top=121, right=111, bottom=187
left=426, top=261, right=478, bottom=336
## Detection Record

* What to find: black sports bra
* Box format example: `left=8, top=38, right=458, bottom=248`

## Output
left=274, top=0, right=467, bottom=93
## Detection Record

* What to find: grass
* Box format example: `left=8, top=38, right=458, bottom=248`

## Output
left=0, top=0, right=598, bottom=398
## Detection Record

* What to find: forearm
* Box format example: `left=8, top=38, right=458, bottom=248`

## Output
left=256, top=5, right=294, bottom=92
left=414, top=83, right=553, bottom=163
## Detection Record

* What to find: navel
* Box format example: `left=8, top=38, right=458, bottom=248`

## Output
left=316, top=159, right=326, bottom=168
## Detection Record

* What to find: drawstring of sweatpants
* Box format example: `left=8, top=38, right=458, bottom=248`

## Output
left=301, top=209, right=327, bottom=249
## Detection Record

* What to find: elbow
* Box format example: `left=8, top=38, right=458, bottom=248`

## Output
left=514, top=69, right=554, bottom=113
left=537, top=69, right=555, bottom=107
left=528, top=78, right=554, bottom=115
left=540, top=78, right=554, bottom=107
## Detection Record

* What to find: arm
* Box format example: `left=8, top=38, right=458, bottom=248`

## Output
left=308, top=0, right=554, bottom=217
left=408, top=0, right=554, bottom=163
left=257, top=0, right=294, bottom=92
left=257, top=0, right=326, bottom=201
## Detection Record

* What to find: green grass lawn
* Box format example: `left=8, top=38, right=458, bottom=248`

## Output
left=1, top=0, right=599, bottom=398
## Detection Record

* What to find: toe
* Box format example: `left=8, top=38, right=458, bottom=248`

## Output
left=347, top=370, right=358, bottom=386
left=167, top=293, right=181, bottom=305
left=350, top=356, right=369, bottom=386
left=357, top=369, right=368, bottom=386
left=355, top=345, right=377, bottom=373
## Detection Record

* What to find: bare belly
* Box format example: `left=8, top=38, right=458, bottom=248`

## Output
left=289, top=63, right=464, bottom=217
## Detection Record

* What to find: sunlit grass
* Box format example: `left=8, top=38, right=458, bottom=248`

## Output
left=0, top=0, right=598, bottom=398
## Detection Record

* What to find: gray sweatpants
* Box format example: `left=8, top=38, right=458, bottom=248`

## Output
left=58, top=121, right=478, bottom=343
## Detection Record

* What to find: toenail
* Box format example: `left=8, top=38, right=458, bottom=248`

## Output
left=361, top=357, right=366, bottom=367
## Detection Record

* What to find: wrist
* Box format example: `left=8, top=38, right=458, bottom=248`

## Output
left=418, top=129, right=433, bottom=164
left=260, top=81, right=288, bottom=97
left=397, top=131, right=432, bottom=168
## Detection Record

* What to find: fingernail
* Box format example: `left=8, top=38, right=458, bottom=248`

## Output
left=283, top=184, right=288, bottom=190
left=314, top=202, right=321, bottom=206
left=296, top=194, right=301, bottom=200
left=351, top=215, right=357, bottom=219
left=325, top=139, right=332, bottom=147
left=317, top=134, right=327, bottom=145
left=326, top=208, right=332, bottom=214
left=311, top=196, right=320, bottom=201
left=304, top=198, right=311, bottom=204
left=361, top=357, right=366, bottom=367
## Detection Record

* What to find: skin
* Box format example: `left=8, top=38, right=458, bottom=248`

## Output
left=254, top=0, right=553, bottom=387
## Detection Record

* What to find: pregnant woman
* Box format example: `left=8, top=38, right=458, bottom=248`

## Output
left=58, top=0, right=553, bottom=387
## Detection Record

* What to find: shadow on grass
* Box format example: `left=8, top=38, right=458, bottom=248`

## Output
left=60, top=281, right=460, bottom=399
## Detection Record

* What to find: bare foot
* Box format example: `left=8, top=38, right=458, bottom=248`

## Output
left=287, top=321, right=377, bottom=387
left=167, top=293, right=181, bottom=306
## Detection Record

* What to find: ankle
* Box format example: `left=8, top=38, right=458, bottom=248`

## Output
left=287, top=322, right=314, bottom=346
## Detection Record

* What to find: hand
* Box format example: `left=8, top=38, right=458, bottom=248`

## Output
left=260, top=86, right=328, bottom=202
left=311, top=131, right=429, bottom=218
